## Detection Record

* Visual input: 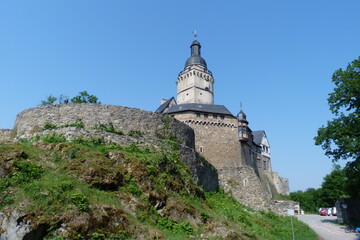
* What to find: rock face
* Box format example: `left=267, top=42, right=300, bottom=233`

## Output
left=12, top=104, right=218, bottom=192
left=0, top=210, right=31, bottom=240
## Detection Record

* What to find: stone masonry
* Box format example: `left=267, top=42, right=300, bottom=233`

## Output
left=11, top=103, right=219, bottom=191
left=174, top=113, right=240, bottom=169
left=0, top=129, right=12, bottom=143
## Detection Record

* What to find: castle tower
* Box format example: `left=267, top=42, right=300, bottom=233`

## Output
left=176, top=40, right=215, bottom=104
left=237, top=109, right=250, bottom=141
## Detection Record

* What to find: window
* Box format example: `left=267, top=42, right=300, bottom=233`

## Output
left=213, top=114, right=217, bottom=119
left=243, top=178, right=249, bottom=187
left=204, top=114, right=208, bottom=118
left=199, top=146, right=204, bottom=153
left=196, top=113, right=200, bottom=118
left=263, top=161, right=267, bottom=170
left=220, top=116, right=225, bottom=120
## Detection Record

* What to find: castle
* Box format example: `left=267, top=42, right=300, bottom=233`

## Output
left=156, top=39, right=290, bottom=203
left=0, top=39, right=297, bottom=214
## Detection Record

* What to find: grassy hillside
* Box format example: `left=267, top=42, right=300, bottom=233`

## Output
left=0, top=134, right=318, bottom=239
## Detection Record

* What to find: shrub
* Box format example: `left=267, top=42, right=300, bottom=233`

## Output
left=127, top=130, right=143, bottom=138
left=40, top=132, right=67, bottom=144
left=94, top=122, right=124, bottom=135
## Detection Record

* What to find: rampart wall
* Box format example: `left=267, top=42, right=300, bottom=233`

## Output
left=12, top=104, right=219, bottom=191
left=218, top=166, right=268, bottom=210
left=174, top=113, right=241, bottom=169
left=272, top=172, right=290, bottom=195
left=14, top=104, right=194, bottom=148
left=0, top=129, right=12, bottom=142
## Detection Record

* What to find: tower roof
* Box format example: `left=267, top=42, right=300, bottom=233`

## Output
left=185, top=40, right=207, bottom=68
left=166, top=103, right=234, bottom=116
left=237, top=109, right=248, bottom=123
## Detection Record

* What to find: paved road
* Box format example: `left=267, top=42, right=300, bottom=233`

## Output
left=299, top=214, right=360, bottom=240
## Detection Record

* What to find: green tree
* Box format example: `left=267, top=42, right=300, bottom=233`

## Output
left=315, top=57, right=360, bottom=199
left=344, top=160, right=360, bottom=199
left=318, top=165, right=348, bottom=206
left=289, top=188, right=321, bottom=213
left=70, top=91, right=101, bottom=104
left=315, top=57, right=360, bottom=161
left=40, top=95, right=58, bottom=106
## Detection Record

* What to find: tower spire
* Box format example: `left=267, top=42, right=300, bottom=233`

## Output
left=193, top=30, right=197, bottom=39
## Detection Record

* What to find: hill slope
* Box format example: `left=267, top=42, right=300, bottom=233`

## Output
left=0, top=134, right=317, bottom=239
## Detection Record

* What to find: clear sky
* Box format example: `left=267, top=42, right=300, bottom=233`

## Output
left=1, top=1, right=359, bottom=192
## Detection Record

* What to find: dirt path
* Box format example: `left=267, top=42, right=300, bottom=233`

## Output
left=299, top=214, right=360, bottom=240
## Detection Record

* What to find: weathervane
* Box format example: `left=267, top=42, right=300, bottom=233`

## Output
left=193, top=30, right=197, bottom=39
left=240, top=102, right=243, bottom=110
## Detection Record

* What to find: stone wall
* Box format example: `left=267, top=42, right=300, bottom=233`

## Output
left=218, top=166, right=268, bottom=211
left=0, top=129, right=12, bottom=142
left=272, top=172, right=290, bottom=195
left=14, top=104, right=194, bottom=148
left=267, top=200, right=300, bottom=216
left=336, top=198, right=360, bottom=223
left=12, top=104, right=218, bottom=191
left=174, top=112, right=241, bottom=169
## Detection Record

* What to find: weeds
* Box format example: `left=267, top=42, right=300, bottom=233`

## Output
left=127, top=130, right=143, bottom=138
left=157, top=217, right=194, bottom=234
left=42, top=119, right=85, bottom=131
left=94, top=122, right=124, bottom=135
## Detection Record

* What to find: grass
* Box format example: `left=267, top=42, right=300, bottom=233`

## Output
left=0, top=136, right=318, bottom=239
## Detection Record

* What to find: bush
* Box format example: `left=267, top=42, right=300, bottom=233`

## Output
left=40, top=132, right=67, bottom=144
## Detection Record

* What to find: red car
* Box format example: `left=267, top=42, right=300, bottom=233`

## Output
left=319, top=208, right=327, bottom=216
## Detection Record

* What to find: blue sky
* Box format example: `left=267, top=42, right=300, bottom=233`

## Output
left=1, top=1, right=359, bottom=191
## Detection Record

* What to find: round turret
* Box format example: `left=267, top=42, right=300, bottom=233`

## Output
left=237, top=109, right=248, bottom=124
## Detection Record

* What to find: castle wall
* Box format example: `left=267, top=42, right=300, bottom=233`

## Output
left=272, top=172, right=290, bottom=195
left=0, top=129, right=12, bottom=143
left=173, top=112, right=241, bottom=169
left=12, top=104, right=219, bottom=191
left=13, top=104, right=194, bottom=148
left=218, top=166, right=268, bottom=210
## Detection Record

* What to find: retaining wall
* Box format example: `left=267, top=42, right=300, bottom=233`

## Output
left=0, top=129, right=12, bottom=142
left=12, top=104, right=218, bottom=191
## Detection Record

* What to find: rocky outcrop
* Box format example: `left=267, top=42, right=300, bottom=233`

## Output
left=0, top=210, right=32, bottom=240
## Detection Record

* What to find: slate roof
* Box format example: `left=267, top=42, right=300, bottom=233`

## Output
left=253, top=130, right=265, bottom=145
left=155, top=97, right=176, bottom=113
left=185, top=40, right=207, bottom=68
left=166, top=103, right=234, bottom=116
